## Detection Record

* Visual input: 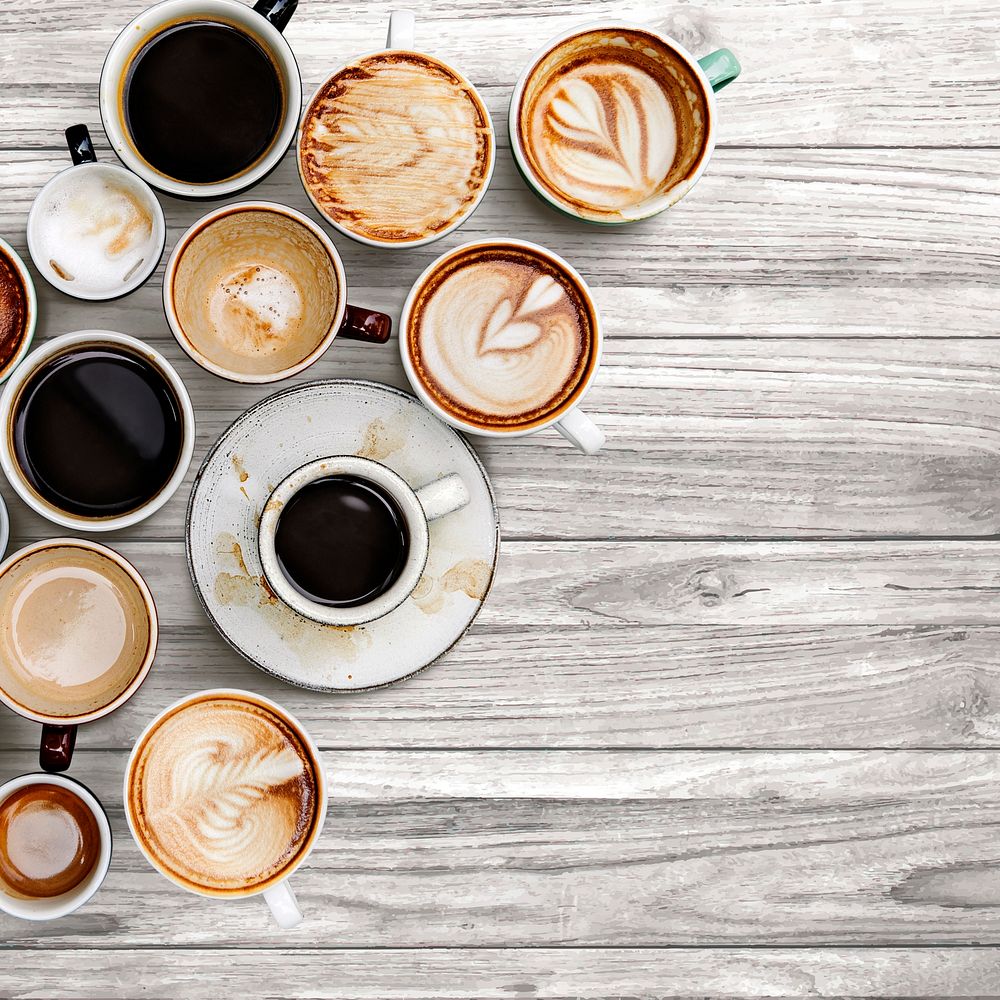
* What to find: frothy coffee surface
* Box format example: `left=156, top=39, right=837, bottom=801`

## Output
left=518, top=28, right=709, bottom=221
left=0, top=246, right=29, bottom=377
left=0, top=545, right=152, bottom=719
left=31, top=166, right=159, bottom=295
left=128, top=695, right=319, bottom=895
left=300, top=52, right=492, bottom=244
left=407, top=244, right=597, bottom=431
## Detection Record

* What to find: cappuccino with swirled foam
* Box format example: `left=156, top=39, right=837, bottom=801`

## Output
left=127, top=694, right=320, bottom=895
left=406, top=242, right=599, bottom=432
left=517, top=28, right=710, bottom=222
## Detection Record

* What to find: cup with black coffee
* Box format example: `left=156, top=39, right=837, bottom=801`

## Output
left=258, top=456, right=471, bottom=626
left=99, top=0, right=301, bottom=199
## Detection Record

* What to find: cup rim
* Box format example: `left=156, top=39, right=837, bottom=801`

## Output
left=258, top=455, right=432, bottom=627
left=398, top=237, right=604, bottom=439
left=297, top=45, right=496, bottom=249
left=507, top=19, right=719, bottom=225
left=26, top=159, right=167, bottom=302
left=0, top=772, right=113, bottom=921
left=0, top=330, right=196, bottom=531
left=0, top=537, right=159, bottom=726
left=123, top=687, right=328, bottom=900
left=0, top=238, right=37, bottom=385
left=162, top=201, right=348, bottom=384
left=98, top=0, right=303, bottom=200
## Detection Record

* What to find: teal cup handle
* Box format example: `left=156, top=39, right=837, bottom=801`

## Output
left=697, top=48, right=741, bottom=92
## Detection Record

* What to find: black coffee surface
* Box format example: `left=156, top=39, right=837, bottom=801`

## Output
left=274, top=475, right=410, bottom=608
left=13, top=347, right=184, bottom=518
left=124, top=20, right=283, bottom=185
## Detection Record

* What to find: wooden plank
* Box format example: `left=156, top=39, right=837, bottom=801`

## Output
left=1, top=749, right=1000, bottom=947
left=1, top=947, right=999, bottom=998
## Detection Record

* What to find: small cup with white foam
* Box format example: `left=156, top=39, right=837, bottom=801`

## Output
left=163, top=202, right=392, bottom=383
left=27, top=125, right=166, bottom=300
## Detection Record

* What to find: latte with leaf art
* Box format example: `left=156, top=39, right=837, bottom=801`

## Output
left=406, top=242, right=598, bottom=431
left=127, top=694, right=320, bottom=895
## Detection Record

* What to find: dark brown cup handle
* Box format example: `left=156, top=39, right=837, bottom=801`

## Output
left=40, top=724, right=77, bottom=773
left=340, top=305, right=392, bottom=345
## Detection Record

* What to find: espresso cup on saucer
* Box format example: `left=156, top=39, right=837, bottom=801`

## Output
left=509, top=21, right=740, bottom=223
left=125, top=689, right=326, bottom=928
left=299, top=9, right=495, bottom=248
left=164, top=203, right=392, bottom=383
left=0, top=331, right=195, bottom=532
left=27, top=125, right=165, bottom=301
left=400, top=238, right=605, bottom=454
left=0, top=238, right=36, bottom=384
left=0, top=773, right=112, bottom=920
left=0, top=539, right=158, bottom=773
left=259, top=456, right=470, bottom=627
left=99, top=0, right=302, bottom=199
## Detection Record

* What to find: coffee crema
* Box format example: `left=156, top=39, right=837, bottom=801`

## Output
left=0, top=545, right=152, bottom=719
left=0, top=247, right=29, bottom=377
left=128, top=695, right=319, bottom=895
left=518, top=28, right=710, bottom=221
left=407, top=244, right=598, bottom=431
left=300, top=52, right=492, bottom=243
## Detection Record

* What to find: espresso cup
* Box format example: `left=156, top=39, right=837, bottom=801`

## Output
left=298, top=10, right=495, bottom=248
left=0, top=238, right=36, bottom=384
left=27, top=125, right=166, bottom=302
left=509, top=20, right=740, bottom=224
left=125, top=689, right=327, bottom=928
left=0, top=539, right=158, bottom=773
left=0, top=773, right=112, bottom=920
left=259, top=456, right=470, bottom=626
left=99, top=0, right=302, bottom=199
left=164, top=203, right=392, bottom=383
left=400, top=238, right=605, bottom=454
left=0, top=331, right=195, bottom=532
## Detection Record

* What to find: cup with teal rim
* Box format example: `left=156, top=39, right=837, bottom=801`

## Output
left=508, top=20, right=740, bottom=225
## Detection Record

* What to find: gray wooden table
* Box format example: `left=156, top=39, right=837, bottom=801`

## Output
left=2, top=0, right=999, bottom=996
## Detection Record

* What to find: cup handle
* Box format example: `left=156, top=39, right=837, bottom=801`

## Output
left=416, top=474, right=470, bottom=521
left=339, top=305, right=392, bottom=345
left=40, top=724, right=77, bottom=773
left=252, top=0, right=297, bottom=32
left=263, top=879, right=303, bottom=928
left=66, top=124, right=97, bottom=166
left=387, top=10, right=416, bottom=49
left=697, top=49, right=741, bottom=92
left=554, top=408, right=605, bottom=455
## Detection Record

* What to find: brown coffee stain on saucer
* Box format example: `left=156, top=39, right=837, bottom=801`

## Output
left=412, top=558, right=492, bottom=615
left=231, top=454, right=250, bottom=483
left=357, top=417, right=405, bottom=462
left=240, top=486, right=251, bottom=502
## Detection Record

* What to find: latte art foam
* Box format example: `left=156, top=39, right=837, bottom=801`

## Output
left=128, top=696, right=319, bottom=894
left=407, top=244, right=597, bottom=430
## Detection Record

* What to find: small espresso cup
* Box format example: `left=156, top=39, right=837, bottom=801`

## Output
left=99, top=0, right=302, bottom=199
left=259, top=456, right=471, bottom=626
left=0, top=238, right=36, bottom=384
left=298, top=10, right=495, bottom=248
left=0, top=773, right=112, bottom=920
left=400, top=238, right=605, bottom=454
left=0, top=539, right=158, bottom=773
left=0, top=331, right=195, bottom=532
left=27, top=125, right=166, bottom=301
left=125, top=689, right=327, bottom=928
left=509, top=20, right=740, bottom=224
left=164, top=203, right=392, bottom=383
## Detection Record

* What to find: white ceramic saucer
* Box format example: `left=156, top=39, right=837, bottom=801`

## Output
left=186, top=380, right=500, bottom=691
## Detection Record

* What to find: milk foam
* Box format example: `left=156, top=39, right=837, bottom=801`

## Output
left=31, top=165, right=160, bottom=295
left=207, top=264, right=303, bottom=357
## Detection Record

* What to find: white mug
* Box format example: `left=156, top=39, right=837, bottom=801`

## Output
left=0, top=773, right=112, bottom=921
left=258, top=455, right=470, bottom=626
left=0, top=237, right=36, bottom=384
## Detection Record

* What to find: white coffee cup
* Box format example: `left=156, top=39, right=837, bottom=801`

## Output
left=0, top=773, right=112, bottom=921
left=0, top=238, right=36, bottom=385
left=258, top=455, right=471, bottom=626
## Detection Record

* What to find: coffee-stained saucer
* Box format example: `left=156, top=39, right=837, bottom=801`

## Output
left=186, top=380, right=499, bottom=691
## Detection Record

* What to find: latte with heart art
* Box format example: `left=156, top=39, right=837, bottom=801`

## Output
left=517, top=27, right=710, bottom=221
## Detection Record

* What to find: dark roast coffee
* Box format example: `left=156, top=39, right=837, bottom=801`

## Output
left=123, top=20, right=283, bottom=185
left=12, top=346, right=184, bottom=518
left=274, top=475, right=410, bottom=608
